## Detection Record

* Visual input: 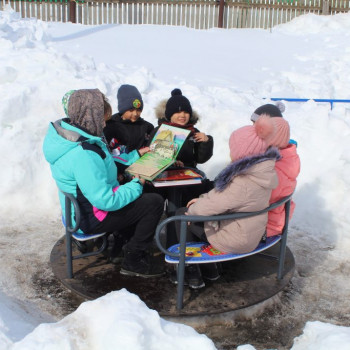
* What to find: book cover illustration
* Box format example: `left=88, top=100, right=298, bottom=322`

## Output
left=154, top=168, right=203, bottom=182
left=126, top=124, right=191, bottom=181
left=152, top=168, right=203, bottom=187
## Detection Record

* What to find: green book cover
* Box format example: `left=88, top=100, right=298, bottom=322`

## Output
left=126, top=124, right=191, bottom=181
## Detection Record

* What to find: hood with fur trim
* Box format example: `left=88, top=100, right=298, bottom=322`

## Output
left=214, top=147, right=281, bottom=192
left=154, top=99, right=200, bottom=125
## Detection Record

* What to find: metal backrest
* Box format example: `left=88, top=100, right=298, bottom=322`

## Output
left=63, top=192, right=81, bottom=233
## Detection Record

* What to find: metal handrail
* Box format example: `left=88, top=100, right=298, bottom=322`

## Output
left=155, top=193, right=293, bottom=258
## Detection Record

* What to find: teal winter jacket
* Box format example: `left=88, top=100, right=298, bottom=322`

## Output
left=43, top=119, right=142, bottom=233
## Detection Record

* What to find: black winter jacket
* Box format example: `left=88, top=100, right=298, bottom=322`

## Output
left=104, top=113, right=154, bottom=154
left=150, top=100, right=213, bottom=168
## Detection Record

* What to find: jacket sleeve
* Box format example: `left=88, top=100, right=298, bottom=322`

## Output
left=187, top=182, right=245, bottom=217
left=73, top=149, right=143, bottom=211
left=103, top=121, right=114, bottom=145
left=194, top=135, right=214, bottom=164
left=146, top=127, right=158, bottom=147
left=112, top=149, right=140, bottom=166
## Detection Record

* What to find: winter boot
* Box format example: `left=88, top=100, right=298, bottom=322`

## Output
left=200, top=263, right=220, bottom=281
left=108, top=232, right=125, bottom=264
left=186, top=264, right=205, bottom=289
left=73, top=238, right=95, bottom=254
left=120, top=246, right=164, bottom=278
left=169, top=265, right=188, bottom=286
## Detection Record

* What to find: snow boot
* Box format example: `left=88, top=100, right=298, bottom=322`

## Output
left=200, top=263, right=220, bottom=281
left=169, top=265, right=189, bottom=286
left=186, top=264, right=205, bottom=289
left=108, top=232, right=125, bottom=264
left=120, top=246, right=164, bottom=278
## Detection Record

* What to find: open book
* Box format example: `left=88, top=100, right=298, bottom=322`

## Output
left=126, top=124, right=191, bottom=181
left=152, top=168, right=203, bottom=187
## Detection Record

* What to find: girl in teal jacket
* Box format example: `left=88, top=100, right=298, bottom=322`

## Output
left=43, top=89, right=164, bottom=278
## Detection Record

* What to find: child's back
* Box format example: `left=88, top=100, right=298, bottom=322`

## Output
left=264, top=117, right=300, bottom=236
left=267, top=142, right=300, bottom=236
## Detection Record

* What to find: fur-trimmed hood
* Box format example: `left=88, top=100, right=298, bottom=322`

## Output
left=154, top=99, right=200, bottom=125
left=214, top=147, right=281, bottom=192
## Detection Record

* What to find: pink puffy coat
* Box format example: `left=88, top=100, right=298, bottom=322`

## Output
left=267, top=143, right=300, bottom=237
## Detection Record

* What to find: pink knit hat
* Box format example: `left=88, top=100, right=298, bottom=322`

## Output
left=267, top=117, right=290, bottom=149
left=229, top=116, right=275, bottom=161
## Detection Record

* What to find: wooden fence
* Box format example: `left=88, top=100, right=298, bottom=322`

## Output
left=1, top=0, right=349, bottom=29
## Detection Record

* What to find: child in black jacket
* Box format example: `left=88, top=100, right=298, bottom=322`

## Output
left=103, top=84, right=154, bottom=179
left=150, top=88, right=213, bottom=168
left=147, top=88, right=214, bottom=207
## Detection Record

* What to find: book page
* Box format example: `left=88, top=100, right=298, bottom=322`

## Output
left=128, top=153, right=173, bottom=178
left=126, top=124, right=191, bottom=180
left=150, top=124, right=190, bottom=159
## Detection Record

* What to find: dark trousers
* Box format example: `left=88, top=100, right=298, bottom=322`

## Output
left=175, top=207, right=208, bottom=243
left=144, top=180, right=213, bottom=247
left=91, top=193, right=164, bottom=251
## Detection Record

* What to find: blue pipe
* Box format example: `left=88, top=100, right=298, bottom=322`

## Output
left=270, top=98, right=350, bottom=110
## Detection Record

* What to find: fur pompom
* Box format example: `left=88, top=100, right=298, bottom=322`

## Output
left=275, top=101, right=286, bottom=113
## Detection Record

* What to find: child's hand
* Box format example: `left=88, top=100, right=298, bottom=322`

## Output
left=173, top=160, right=184, bottom=167
left=139, top=147, right=150, bottom=156
left=186, top=198, right=198, bottom=208
left=133, top=174, right=145, bottom=186
left=194, top=132, right=209, bottom=142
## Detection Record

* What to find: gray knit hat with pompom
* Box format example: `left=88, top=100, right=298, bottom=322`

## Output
left=251, top=101, right=285, bottom=122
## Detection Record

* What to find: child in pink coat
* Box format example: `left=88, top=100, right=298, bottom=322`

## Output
left=265, top=117, right=300, bottom=236
left=251, top=103, right=300, bottom=236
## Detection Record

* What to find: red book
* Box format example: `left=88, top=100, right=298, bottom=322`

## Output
left=152, top=169, right=203, bottom=187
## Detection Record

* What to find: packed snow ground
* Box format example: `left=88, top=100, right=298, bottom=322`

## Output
left=0, top=5, right=350, bottom=349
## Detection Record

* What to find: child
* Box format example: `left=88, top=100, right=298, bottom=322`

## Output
left=43, top=89, right=164, bottom=278
left=148, top=88, right=214, bottom=204
left=251, top=101, right=298, bottom=147
left=250, top=101, right=285, bottom=123
left=151, top=88, right=213, bottom=168
left=174, top=116, right=280, bottom=289
left=251, top=103, right=300, bottom=236
left=265, top=117, right=300, bottom=237
left=104, top=84, right=154, bottom=179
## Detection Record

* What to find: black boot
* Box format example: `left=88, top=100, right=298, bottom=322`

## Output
left=169, top=265, right=188, bottom=286
left=186, top=264, right=205, bottom=289
left=109, top=232, right=125, bottom=264
left=73, top=237, right=103, bottom=254
left=200, top=263, right=220, bottom=281
left=120, top=246, right=164, bottom=278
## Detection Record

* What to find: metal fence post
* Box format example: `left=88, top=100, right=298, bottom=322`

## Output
left=218, top=0, right=225, bottom=28
left=69, top=0, right=76, bottom=23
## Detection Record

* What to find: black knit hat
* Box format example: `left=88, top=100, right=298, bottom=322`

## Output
left=165, top=88, right=192, bottom=120
left=117, top=84, right=143, bottom=115
left=251, top=102, right=285, bottom=122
